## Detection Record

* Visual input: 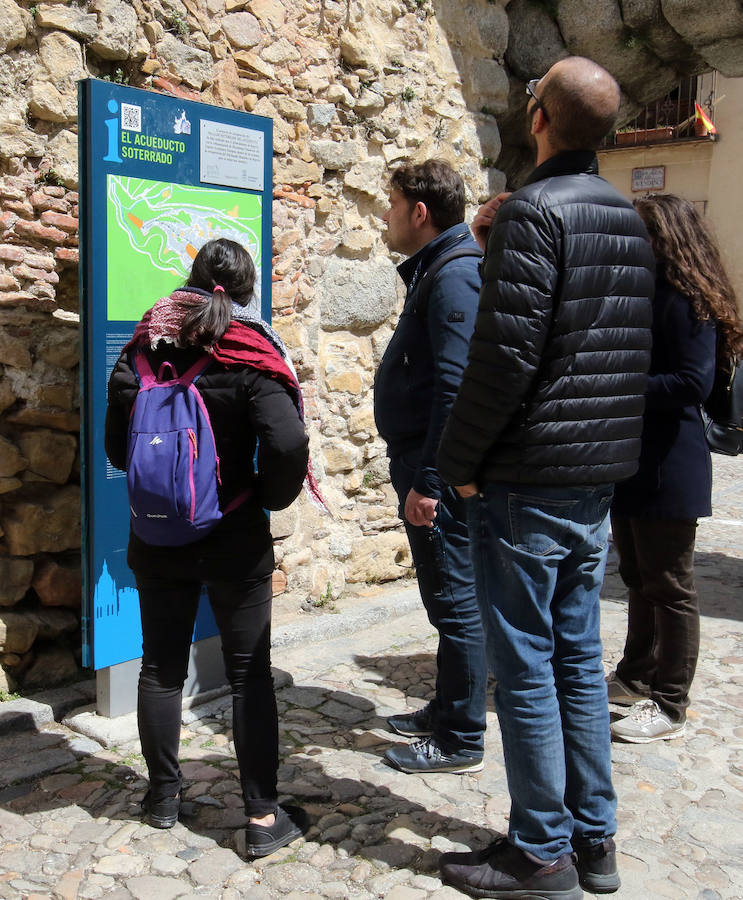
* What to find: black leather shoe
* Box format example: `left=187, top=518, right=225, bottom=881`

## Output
left=244, top=804, right=308, bottom=859
left=141, top=791, right=181, bottom=829
left=384, top=736, right=483, bottom=774
left=574, top=837, right=620, bottom=893
left=387, top=702, right=435, bottom=737
left=439, top=837, right=582, bottom=899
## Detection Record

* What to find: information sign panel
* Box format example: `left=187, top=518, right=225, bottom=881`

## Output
left=79, top=80, right=272, bottom=670
left=631, top=165, right=665, bottom=192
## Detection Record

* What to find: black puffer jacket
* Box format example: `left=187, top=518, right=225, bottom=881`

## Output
left=105, top=343, right=309, bottom=578
left=437, top=151, right=655, bottom=488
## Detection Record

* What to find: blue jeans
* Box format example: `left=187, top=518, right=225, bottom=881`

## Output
left=389, top=451, right=487, bottom=754
left=467, top=482, right=617, bottom=859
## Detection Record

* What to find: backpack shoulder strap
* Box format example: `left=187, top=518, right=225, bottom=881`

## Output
left=131, top=350, right=211, bottom=387
left=412, top=246, right=483, bottom=320
left=179, top=355, right=212, bottom=386
left=131, top=350, right=156, bottom=388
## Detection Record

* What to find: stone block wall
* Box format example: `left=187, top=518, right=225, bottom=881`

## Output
left=1, top=0, right=735, bottom=691
left=0, top=0, right=512, bottom=692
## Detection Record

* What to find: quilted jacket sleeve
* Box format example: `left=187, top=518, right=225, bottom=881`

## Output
left=105, top=352, right=138, bottom=472
left=437, top=196, right=560, bottom=486
left=246, top=372, right=309, bottom=511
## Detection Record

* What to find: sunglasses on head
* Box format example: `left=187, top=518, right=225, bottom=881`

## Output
left=526, top=79, right=549, bottom=122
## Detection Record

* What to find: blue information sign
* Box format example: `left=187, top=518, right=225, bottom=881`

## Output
left=79, top=79, right=273, bottom=669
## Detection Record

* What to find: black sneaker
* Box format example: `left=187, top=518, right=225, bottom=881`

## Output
left=244, top=804, right=308, bottom=859
left=387, top=702, right=435, bottom=737
left=384, top=736, right=483, bottom=774
left=141, top=791, right=180, bottom=829
left=575, top=837, right=620, bottom=893
left=439, top=837, right=582, bottom=899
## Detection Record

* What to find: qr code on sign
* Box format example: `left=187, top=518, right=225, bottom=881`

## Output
left=121, top=103, right=141, bottom=132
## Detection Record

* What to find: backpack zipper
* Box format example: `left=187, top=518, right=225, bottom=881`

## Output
left=187, top=429, right=197, bottom=522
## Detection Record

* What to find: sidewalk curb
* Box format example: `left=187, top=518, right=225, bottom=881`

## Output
left=56, top=586, right=422, bottom=749
left=0, top=679, right=97, bottom=738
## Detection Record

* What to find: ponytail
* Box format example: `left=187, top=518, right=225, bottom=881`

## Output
left=180, top=238, right=257, bottom=349
left=177, top=285, right=233, bottom=349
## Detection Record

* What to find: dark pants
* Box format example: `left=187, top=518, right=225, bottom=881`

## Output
left=135, top=570, right=278, bottom=817
left=389, top=451, right=487, bottom=754
left=610, top=514, right=699, bottom=723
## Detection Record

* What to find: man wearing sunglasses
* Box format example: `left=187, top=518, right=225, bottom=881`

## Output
left=437, top=57, right=655, bottom=898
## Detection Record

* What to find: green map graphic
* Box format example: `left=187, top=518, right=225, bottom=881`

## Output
left=106, top=176, right=262, bottom=321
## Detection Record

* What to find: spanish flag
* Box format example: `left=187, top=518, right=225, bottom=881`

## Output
left=695, top=102, right=717, bottom=135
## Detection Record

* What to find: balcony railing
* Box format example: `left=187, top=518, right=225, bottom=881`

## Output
left=603, top=72, right=718, bottom=148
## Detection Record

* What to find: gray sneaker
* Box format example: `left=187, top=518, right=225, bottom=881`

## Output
left=606, top=671, right=649, bottom=705
left=611, top=699, right=686, bottom=743
left=387, top=702, right=435, bottom=738
left=384, top=737, right=484, bottom=774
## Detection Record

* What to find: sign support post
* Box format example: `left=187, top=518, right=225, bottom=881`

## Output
left=78, top=79, right=273, bottom=716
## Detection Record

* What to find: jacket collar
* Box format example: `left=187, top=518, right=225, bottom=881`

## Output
left=525, top=150, right=599, bottom=186
left=397, top=222, right=473, bottom=289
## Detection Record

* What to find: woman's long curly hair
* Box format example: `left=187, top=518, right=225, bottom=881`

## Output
left=634, top=194, right=743, bottom=359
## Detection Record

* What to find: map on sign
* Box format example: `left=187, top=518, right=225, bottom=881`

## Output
left=106, top=175, right=262, bottom=321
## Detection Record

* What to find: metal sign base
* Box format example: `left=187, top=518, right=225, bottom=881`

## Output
left=96, top=635, right=226, bottom=718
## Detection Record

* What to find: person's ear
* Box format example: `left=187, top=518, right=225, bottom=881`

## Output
left=531, top=107, right=548, bottom=135
left=413, top=200, right=428, bottom=227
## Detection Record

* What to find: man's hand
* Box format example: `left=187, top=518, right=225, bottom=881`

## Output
left=404, top=488, right=438, bottom=528
left=471, top=192, right=513, bottom=251
left=455, top=482, right=479, bottom=499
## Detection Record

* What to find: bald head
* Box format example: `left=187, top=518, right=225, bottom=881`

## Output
left=539, top=57, right=621, bottom=151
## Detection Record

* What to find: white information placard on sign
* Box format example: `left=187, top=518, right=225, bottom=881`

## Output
left=200, top=119, right=264, bottom=191
left=631, top=165, right=665, bottom=192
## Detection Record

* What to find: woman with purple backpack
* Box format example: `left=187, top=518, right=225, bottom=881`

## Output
left=105, top=238, right=310, bottom=857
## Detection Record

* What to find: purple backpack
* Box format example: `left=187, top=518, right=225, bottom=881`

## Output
left=126, top=352, right=226, bottom=546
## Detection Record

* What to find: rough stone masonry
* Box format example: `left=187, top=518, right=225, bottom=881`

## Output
left=1, top=0, right=740, bottom=692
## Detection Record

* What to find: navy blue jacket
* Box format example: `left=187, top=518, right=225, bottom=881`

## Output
left=374, top=223, right=481, bottom=498
left=612, top=277, right=716, bottom=520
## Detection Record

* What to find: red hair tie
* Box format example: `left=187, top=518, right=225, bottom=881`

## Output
left=213, top=285, right=225, bottom=293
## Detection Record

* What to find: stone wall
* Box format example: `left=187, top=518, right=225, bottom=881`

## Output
left=0, top=0, right=513, bottom=692
left=1, top=0, right=740, bottom=691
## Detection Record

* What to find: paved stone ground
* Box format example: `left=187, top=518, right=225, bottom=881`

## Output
left=1, top=456, right=742, bottom=899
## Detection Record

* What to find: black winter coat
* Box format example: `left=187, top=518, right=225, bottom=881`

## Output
left=612, top=277, right=716, bottom=520
left=105, top=342, right=309, bottom=579
left=437, top=151, right=655, bottom=488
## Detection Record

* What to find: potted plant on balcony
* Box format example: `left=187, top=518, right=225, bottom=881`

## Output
left=615, top=125, right=675, bottom=145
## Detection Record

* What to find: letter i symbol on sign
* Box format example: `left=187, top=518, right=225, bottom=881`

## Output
left=103, top=98, right=123, bottom=163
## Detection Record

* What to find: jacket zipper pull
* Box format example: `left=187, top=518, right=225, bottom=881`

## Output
left=188, top=429, right=198, bottom=459
left=403, top=352, right=409, bottom=366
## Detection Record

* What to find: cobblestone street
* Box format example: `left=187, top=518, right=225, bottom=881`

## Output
left=1, top=456, right=742, bottom=900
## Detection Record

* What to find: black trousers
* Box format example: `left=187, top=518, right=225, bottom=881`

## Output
left=610, top=514, right=699, bottom=723
left=135, top=569, right=278, bottom=816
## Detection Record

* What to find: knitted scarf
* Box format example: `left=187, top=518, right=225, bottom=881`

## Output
left=125, top=289, right=327, bottom=512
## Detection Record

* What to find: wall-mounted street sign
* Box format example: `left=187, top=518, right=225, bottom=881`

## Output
left=79, top=79, right=273, bottom=678
left=631, top=165, right=666, bottom=192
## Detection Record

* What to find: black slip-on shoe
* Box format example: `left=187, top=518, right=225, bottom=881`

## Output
left=141, top=790, right=181, bottom=829
left=575, top=837, right=620, bottom=893
left=387, top=702, right=435, bottom=737
left=244, top=804, right=308, bottom=859
left=141, top=790, right=196, bottom=828
left=384, top=736, right=483, bottom=774
left=439, top=836, right=583, bottom=899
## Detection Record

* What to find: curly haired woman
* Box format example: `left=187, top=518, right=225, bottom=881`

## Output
left=608, top=194, right=743, bottom=743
